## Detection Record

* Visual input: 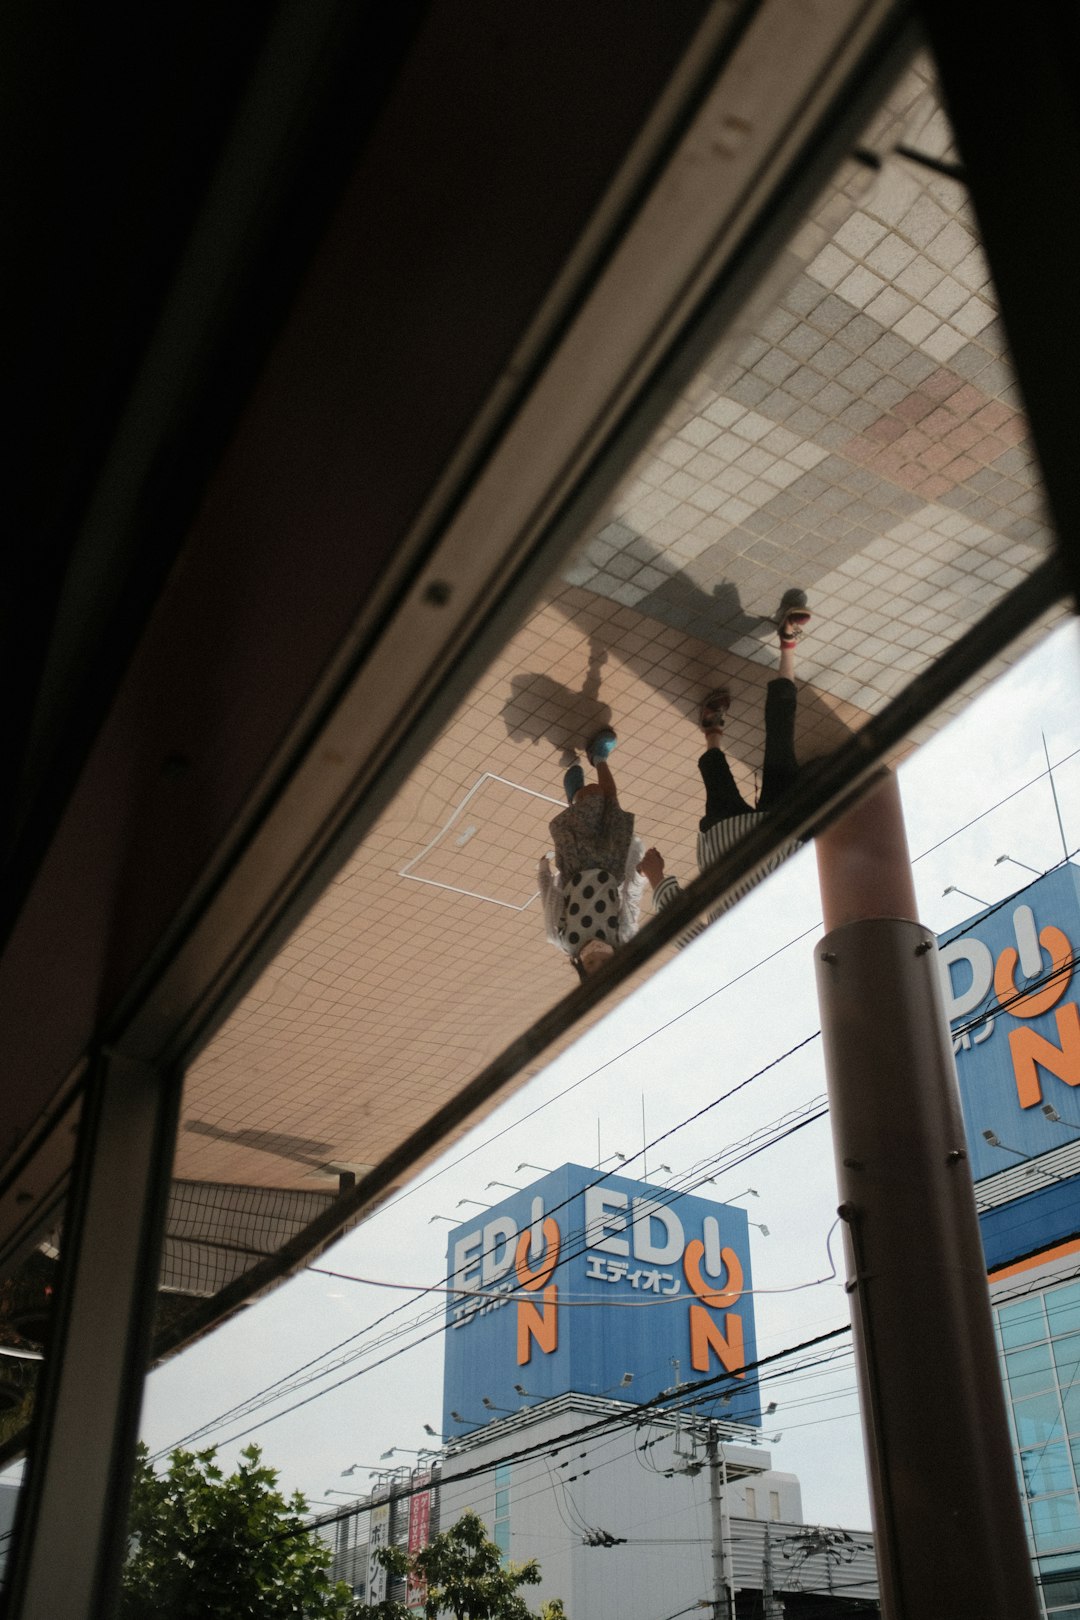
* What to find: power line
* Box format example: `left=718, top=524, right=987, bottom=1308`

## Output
left=153, top=758, right=1080, bottom=1458
left=156, top=1036, right=825, bottom=1457
left=286, top=1325, right=854, bottom=1540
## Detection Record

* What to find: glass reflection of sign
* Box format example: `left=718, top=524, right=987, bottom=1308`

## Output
left=406, top=1471, right=432, bottom=1613
left=441, top=1164, right=757, bottom=1437
left=939, top=866, right=1080, bottom=1181
left=367, top=1497, right=391, bottom=1604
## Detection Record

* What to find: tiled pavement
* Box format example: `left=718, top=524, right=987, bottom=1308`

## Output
left=172, top=59, right=1067, bottom=1270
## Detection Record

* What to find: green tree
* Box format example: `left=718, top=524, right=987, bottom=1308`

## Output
left=352, top=1509, right=566, bottom=1620
left=119, top=1441, right=354, bottom=1619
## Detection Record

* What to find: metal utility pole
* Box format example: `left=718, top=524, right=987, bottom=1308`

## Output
left=705, top=1426, right=734, bottom=1620
left=813, top=773, right=1039, bottom=1619
left=761, top=1523, right=782, bottom=1620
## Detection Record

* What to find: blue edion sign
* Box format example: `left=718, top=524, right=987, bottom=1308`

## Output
left=441, top=1164, right=758, bottom=1438
left=940, top=864, right=1080, bottom=1185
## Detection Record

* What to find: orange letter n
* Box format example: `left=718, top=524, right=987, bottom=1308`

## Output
left=1009, top=1002, right=1080, bottom=1108
left=688, top=1304, right=745, bottom=1376
left=515, top=1220, right=560, bottom=1365
left=517, top=1284, right=558, bottom=1364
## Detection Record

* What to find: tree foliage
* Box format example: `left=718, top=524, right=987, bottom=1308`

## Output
left=119, top=1441, right=353, bottom=1619
left=351, top=1509, right=566, bottom=1620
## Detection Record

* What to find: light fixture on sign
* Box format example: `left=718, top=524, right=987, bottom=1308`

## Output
left=516, top=1162, right=552, bottom=1175
left=995, top=854, right=1043, bottom=877
left=982, top=1129, right=1027, bottom=1159
left=749, top=1222, right=770, bottom=1237
left=1042, top=1103, right=1080, bottom=1134
left=943, top=884, right=989, bottom=907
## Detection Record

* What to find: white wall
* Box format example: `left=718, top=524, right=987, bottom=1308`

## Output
left=438, top=1401, right=814, bottom=1619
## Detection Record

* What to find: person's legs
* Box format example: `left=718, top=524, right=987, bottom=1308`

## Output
left=698, top=746, right=754, bottom=829
left=757, top=677, right=798, bottom=809
left=594, top=759, right=618, bottom=800
left=758, top=592, right=808, bottom=809
left=697, top=687, right=751, bottom=828
left=585, top=728, right=619, bottom=799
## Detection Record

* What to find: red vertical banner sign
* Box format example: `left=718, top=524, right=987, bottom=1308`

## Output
left=406, top=1470, right=432, bottom=1612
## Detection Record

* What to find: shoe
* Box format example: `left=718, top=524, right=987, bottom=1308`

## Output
left=563, top=763, right=586, bottom=804
left=585, top=728, right=617, bottom=766
left=776, top=588, right=811, bottom=646
left=700, top=689, right=731, bottom=732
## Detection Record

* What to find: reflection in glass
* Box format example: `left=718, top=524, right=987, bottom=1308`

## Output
left=1028, top=1493, right=1080, bottom=1553
left=1015, top=1390, right=1066, bottom=1448
left=1000, top=1296, right=1048, bottom=1351
left=1049, top=1284, right=1080, bottom=1339
left=1023, top=1444, right=1074, bottom=1497
left=1007, top=1342, right=1055, bottom=1399
left=158, top=53, right=1069, bottom=1352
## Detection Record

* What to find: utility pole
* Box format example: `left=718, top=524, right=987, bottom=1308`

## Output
left=814, top=773, right=1039, bottom=1618
left=761, top=1523, right=782, bottom=1620
left=705, top=1425, right=734, bottom=1620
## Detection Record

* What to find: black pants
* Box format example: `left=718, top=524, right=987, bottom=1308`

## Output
left=698, top=678, right=798, bottom=832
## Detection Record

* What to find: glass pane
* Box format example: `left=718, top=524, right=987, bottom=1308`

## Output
left=1041, top=1574, right=1080, bottom=1606
left=1040, top=1555, right=1080, bottom=1576
left=1008, top=1343, right=1056, bottom=1399
left=494, top=1489, right=510, bottom=1517
left=1057, top=1333, right=1080, bottom=1382
left=1016, top=1391, right=1067, bottom=1447
left=1032, top=1504, right=1080, bottom=1558
left=1011, top=1343, right=1055, bottom=1379
left=1024, top=1446, right=1076, bottom=1496
left=1049, top=1285, right=1080, bottom=1338
left=493, top=1520, right=510, bottom=1554
left=999, top=1296, right=1048, bottom=1351
left=1064, top=1385, right=1080, bottom=1438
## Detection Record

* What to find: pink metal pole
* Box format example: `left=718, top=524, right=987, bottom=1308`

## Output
left=814, top=772, right=1037, bottom=1620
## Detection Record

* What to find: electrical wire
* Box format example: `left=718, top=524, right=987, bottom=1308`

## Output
left=286, top=1327, right=854, bottom=1539
left=152, top=755, right=1080, bottom=1460
left=155, top=1032, right=825, bottom=1456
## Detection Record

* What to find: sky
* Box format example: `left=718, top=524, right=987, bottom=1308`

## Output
left=129, top=614, right=1080, bottom=1535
